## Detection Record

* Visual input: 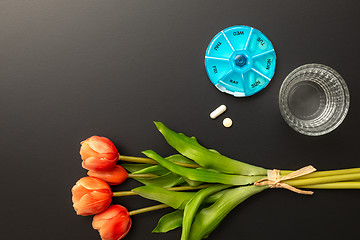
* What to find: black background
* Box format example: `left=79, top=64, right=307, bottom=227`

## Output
left=1, top=1, right=360, bottom=239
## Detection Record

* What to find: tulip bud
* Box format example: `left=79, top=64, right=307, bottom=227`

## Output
left=72, top=177, right=113, bottom=216
left=88, top=165, right=128, bottom=185
left=93, top=205, right=132, bottom=240
left=80, top=136, right=119, bottom=170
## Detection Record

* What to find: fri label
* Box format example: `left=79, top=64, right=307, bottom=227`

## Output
left=212, top=66, right=218, bottom=74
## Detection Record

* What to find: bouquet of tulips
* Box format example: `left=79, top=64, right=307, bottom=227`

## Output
left=72, top=122, right=360, bottom=240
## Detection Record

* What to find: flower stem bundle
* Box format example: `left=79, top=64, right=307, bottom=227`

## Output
left=72, top=122, right=360, bottom=240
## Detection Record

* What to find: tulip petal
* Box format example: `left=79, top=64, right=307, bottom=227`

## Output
left=93, top=205, right=131, bottom=240
left=93, top=205, right=121, bottom=229
left=89, top=190, right=112, bottom=202
left=77, top=193, right=111, bottom=215
left=71, top=177, right=112, bottom=216
left=99, top=217, right=131, bottom=240
left=80, top=143, right=99, bottom=160
left=87, top=136, right=118, bottom=154
left=80, top=136, right=119, bottom=171
left=83, top=157, right=117, bottom=171
left=79, top=177, right=112, bottom=191
left=88, top=165, right=128, bottom=185
left=72, top=184, right=90, bottom=202
left=81, top=143, right=118, bottom=160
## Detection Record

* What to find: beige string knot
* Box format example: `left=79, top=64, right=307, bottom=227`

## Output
left=254, top=166, right=317, bottom=195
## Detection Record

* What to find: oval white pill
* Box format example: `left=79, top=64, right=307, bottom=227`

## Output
left=210, top=105, right=227, bottom=119
left=223, top=118, right=233, bottom=128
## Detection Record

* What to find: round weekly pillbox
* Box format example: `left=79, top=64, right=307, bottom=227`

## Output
left=205, top=25, right=276, bottom=97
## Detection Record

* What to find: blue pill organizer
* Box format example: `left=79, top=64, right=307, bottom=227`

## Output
left=205, top=26, right=276, bottom=97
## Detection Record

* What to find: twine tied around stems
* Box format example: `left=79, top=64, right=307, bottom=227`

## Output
left=254, top=166, right=317, bottom=195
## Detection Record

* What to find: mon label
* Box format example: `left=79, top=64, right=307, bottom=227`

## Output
left=266, top=59, right=272, bottom=70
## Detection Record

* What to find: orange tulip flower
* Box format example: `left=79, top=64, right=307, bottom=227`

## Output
left=87, top=165, right=128, bottom=185
left=80, top=136, right=119, bottom=170
left=72, top=177, right=113, bottom=216
left=93, top=205, right=132, bottom=240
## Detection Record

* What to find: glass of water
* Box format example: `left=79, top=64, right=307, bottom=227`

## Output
left=279, top=64, right=350, bottom=136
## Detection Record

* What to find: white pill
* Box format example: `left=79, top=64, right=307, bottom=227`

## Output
left=210, top=105, right=227, bottom=119
left=223, top=118, right=233, bottom=128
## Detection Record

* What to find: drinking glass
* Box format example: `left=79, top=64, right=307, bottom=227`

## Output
left=279, top=64, right=350, bottom=136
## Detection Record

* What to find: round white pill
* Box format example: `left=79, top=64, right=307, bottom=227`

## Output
left=210, top=105, right=227, bottom=119
left=223, top=118, right=233, bottom=128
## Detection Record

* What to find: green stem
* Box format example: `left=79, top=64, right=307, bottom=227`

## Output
left=112, top=184, right=211, bottom=197
left=284, top=172, right=360, bottom=186
left=299, top=182, right=360, bottom=189
left=113, top=191, right=137, bottom=197
left=172, top=162, right=201, bottom=168
left=119, top=155, right=158, bottom=164
left=281, top=168, right=360, bottom=180
left=167, top=184, right=211, bottom=191
left=119, top=154, right=200, bottom=168
left=129, top=204, right=169, bottom=216
left=128, top=173, right=158, bottom=178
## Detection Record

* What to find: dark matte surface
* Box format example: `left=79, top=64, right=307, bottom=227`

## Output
left=1, top=1, right=360, bottom=239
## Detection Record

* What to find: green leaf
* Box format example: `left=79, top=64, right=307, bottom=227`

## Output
left=153, top=210, right=184, bottom=233
left=135, top=172, right=185, bottom=188
left=188, top=185, right=268, bottom=240
left=125, top=156, right=187, bottom=188
left=122, top=163, right=153, bottom=173
left=166, top=154, right=197, bottom=165
left=134, top=154, right=195, bottom=175
left=142, top=150, right=263, bottom=185
left=182, top=177, right=203, bottom=187
left=168, top=155, right=201, bottom=186
left=204, top=189, right=232, bottom=203
left=154, top=122, right=267, bottom=176
left=133, top=165, right=169, bottom=175
left=181, top=184, right=231, bottom=240
left=208, top=149, right=221, bottom=154
left=132, top=185, right=196, bottom=209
